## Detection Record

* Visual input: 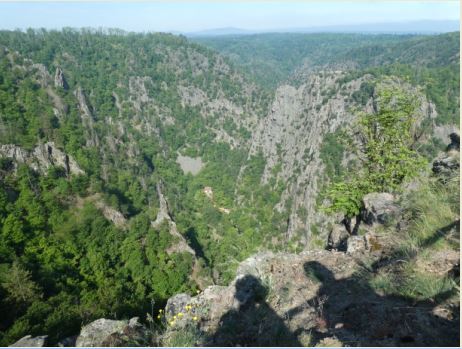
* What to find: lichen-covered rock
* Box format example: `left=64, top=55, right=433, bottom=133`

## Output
left=346, top=235, right=366, bottom=254
left=361, top=193, right=399, bottom=226
left=165, top=293, right=193, bottom=320
left=75, top=317, right=148, bottom=347
left=327, top=224, right=349, bottom=251
left=9, top=335, right=47, bottom=347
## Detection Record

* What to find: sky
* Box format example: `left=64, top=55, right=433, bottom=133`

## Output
left=0, top=1, right=459, bottom=33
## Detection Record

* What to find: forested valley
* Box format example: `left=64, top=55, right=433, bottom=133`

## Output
left=0, top=29, right=459, bottom=346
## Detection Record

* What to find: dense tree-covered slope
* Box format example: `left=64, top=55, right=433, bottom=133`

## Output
left=195, top=32, right=460, bottom=125
left=0, top=29, right=459, bottom=345
left=194, top=32, right=459, bottom=85
left=0, top=29, right=276, bottom=345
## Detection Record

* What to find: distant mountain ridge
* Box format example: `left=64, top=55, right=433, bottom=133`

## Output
left=186, top=20, right=459, bottom=37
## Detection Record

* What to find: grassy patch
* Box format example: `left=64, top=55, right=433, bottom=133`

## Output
left=370, top=267, right=457, bottom=301
left=397, top=175, right=459, bottom=256
left=370, top=174, right=459, bottom=302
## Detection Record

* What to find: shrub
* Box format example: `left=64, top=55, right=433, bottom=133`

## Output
left=323, top=81, right=427, bottom=218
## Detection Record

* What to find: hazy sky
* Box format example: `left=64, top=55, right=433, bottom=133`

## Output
left=0, top=1, right=459, bottom=32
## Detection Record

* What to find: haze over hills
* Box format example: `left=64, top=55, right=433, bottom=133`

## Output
left=186, top=20, right=460, bottom=37
left=0, top=27, right=459, bottom=347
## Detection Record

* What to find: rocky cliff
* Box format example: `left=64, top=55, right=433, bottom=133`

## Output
left=248, top=71, right=439, bottom=246
left=0, top=30, right=459, bottom=347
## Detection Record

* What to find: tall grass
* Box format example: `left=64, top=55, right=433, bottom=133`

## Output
left=370, top=173, right=460, bottom=301
left=397, top=175, right=459, bottom=256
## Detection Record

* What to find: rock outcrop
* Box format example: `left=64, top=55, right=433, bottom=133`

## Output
left=162, top=250, right=459, bottom=346
left=151, top=183, right=195, bottom=256
left=346, top=235, right=367, bottom=254
left=327, top=224, right=349, bottom=251
left=432, top=132, right=460, bottom=178
left=75, top=317, right=148, bottom=347
left=361, top=192, right=400, bottom=226
left=9, top=335, right=47, bottom=347
left=0, top=142, right=84, bottom=176
left=432, top=155, right=460, bottom=177
left=246, top=73, right=439, bottom=244
left=74, top=87, right=99, bottom=147
left=54, top=67, right=68, bottom=89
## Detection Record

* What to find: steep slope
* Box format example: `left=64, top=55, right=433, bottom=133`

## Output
left=194, top=32, right=459, bottom=86
left=0, top=29, right=270, bottom=345
left=0, top=29, right=459, bottom=345
left=246, top=71, right=438, bottom=247
left=160, top=142, right=459, bottom=347
left=197, top=32, right=460, bottom=125
left=193, top=33, right=414, bottom=88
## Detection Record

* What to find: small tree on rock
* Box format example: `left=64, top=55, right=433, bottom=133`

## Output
left=323, top=80, right=426, bottom=232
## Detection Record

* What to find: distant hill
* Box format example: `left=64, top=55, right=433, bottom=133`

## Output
left=280, top=20, right=460, bottom=34
left=186, top=20, right=459, bottom=37
left=186, top=27, right=258, bottom=37
left=194, top=32, right=459, bottom=93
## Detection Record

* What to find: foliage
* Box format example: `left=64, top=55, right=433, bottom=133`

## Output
left=319, top=129, right=346, bottom=180
left=0, top=28, right=458, bottom=344
left=323, top=82, right=427, bottom=218
left=198, top=32, right=459, bottom=125
left=1, top=261, right=42, bottom=305
left=0, top=28, right=282, bottom=344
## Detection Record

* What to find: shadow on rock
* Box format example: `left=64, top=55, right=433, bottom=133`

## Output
left=209, top=275, right=301, bottom=346
left=289, top=261, right=460, bottom=347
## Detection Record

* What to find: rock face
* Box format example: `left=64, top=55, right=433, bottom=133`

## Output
left=447, top=132, right=460, bottom=151
left=432, top=132, right=460, bottom=179
left=327, top=224, right=349, bottom=251
left=361, top=193, right=399, bottom=226
left=246, top=72, right=436, bottom=245
left=162, top=250, right=459, bottom=346
left=151, top=183, right=195, bottom=256
left=346, top=235, right=367, bottom=254
left=74, top=87, right=99, bottom=147
left=248, top=72, right=366, bottom=240
left=433, top=152, right=460, bottom=177
left=75, top=317, right=148, bottom=347
left=433, top=124, right=459, bottom=145
left=94, top=200, right=127, bottom=228
left=54, top=67, right=68, bottom=89
left=0, top=142, right=84, bottom=176
left=9, top=335, right=47, bottom=347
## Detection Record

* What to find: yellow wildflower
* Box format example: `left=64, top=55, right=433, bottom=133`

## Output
left=178, top=312, right=183, bottom=317
left=193, top=316, right=198, bottom=321
left=157, top=315, right=161, bottom=319
left=159, top=309, right=163, bottom=313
